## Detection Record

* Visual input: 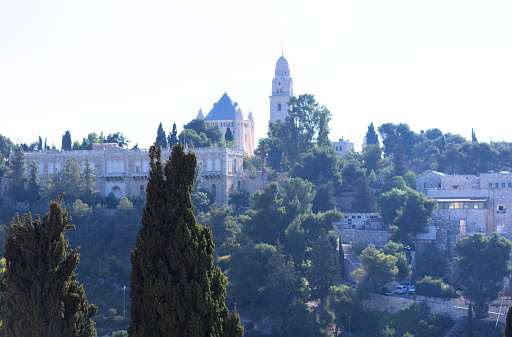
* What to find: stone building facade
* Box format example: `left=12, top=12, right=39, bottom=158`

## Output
left=197, top=93, right=256, bottom=156
left=332, top=138, right=355, bottom=157
left=416, top=171, right=512, bottom=252
left=269, top=55, right=294, bottom=126
left=12, top=143, right=246, bottom=205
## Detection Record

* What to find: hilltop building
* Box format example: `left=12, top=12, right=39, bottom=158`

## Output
left=3, top=143, right=247, bottom=205
left=197, top=93, right=256, bottom=156
left=269, top=55, right=294, bottom=127
left=416, top=171, right=512, bottom=253
left=332, top=138, right=355, bottom=157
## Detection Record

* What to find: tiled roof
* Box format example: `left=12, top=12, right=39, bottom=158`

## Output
left=205, top=93, right=243, bottom=121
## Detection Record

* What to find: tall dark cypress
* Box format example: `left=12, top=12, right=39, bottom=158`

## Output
left=3, top=197, right=97, bottom=337
left=505, top=305, right=512, bottom=337
left=129, top=143, right=243, bottom=337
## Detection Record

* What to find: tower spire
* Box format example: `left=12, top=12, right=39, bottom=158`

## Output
left=281, top=44, right=283, bottom=56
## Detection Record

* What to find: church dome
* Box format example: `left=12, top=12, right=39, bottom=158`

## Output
left=276, top=56, right=289, bottom=70
left=205, top=93, right=244, bottom=121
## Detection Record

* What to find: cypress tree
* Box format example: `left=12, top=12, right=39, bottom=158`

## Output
left=155, top=122, right=168, bottom=148
left=167, top=122, right=179, bottom=148
left=129, top=143, right=243, bottom=337
left=339, top=234, right=345, bottom=280
left=225, top=127, right=233, bottom=142
left=505, top=305, right=512, bottom=337
left=3, top=197, right=97, bottom=337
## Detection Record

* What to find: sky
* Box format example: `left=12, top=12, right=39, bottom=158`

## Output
left=1, top=1, right=512, bottom=152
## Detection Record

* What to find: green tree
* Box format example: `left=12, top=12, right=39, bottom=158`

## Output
left=352, top=244, right=398, bottom=289
left=455, top=233, right=512, bottom=319
left=54, top=157, right=82, bottom=202
left=325, top=285, right=361, bottom=335
left=381, top=241, right=411, bottom=281
left=4, top=197, right=97, bottom=337
left=361, top=143, right=382, bottom=175
left=197, top=204, right=240, bottom=255
left=228, top=189, right=251, bottom=211
left=351, top=175, right=375, bottom=213
left=505, top=305, right=512, bottom=337
left=225, top=243, right=276, bottom=313
left=415, top=243, right=450, bottom=280
left=155, top=122, right=168, bottom=148
left=378, top=188, right=407, bottom=226
left=62, top=130, right=72, bottom=151
left=243, top=182, right=286, bottom=244
left=167, top=123, right=179, bottom=148
left=312, top=181, right=336, bottom=213
left=0, top=134, right=13, bottom=159
left=280, top=177, right=316, bottom=223
left=74, top=132, right=104, bottom=150
left=339, top=235, right=345, bottom=279
left=308, top=230, right=339, bottom=301
left=179, top=118, right=222, bottom=148
left=7, top=145, right=26, bottom=204
left=365, top=122, right=379, bottom=145
left=128, top=144, right=242, bottom=337
left=80, top=157, right=97, bottom=205
left=268, top=94, right=332, bottom=170
left=106, top=132, right=129, bottom=147
left=225, top=127, right=234, bottom=142
left=291, top=146, right=342, bottom=193
left=392, top=145, right=407, bottom=178
left=391, top=190, right=437, bottom=246
left=26, top=160, right=41, bottom=210
left=37, top=136, right=43, bottom=151
left=264, top=243, right=299, bottom=318
left=0, top=259, right=6, bottom=335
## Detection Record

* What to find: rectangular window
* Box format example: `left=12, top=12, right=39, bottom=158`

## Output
left=424, top=183, right=428, bottom=189
left=498, top=205, right=506, bottom=213
left=490, top=183, right=493, bottom=188
left=452, top=185, right=459, bottom=189
left=496, top=183, right=500, bottom=188
left=509, top=182, right=511, bottom=188
left=503, top=183, right=506, bottom=188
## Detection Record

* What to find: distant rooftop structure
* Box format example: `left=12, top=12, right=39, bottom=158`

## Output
left=205, top=93, right=244, bottom=121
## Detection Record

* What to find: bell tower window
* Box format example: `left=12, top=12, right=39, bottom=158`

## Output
left=278, top=103, right=281, bottom=111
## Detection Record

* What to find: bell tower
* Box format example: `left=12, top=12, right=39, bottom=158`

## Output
left=269, top=54, right=294, bottom=128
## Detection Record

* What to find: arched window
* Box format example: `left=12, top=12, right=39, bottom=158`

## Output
left=111, top=186, right=122, bottom=199
left=278, top=103, right=281, bottom=111
left=212, top=184, right=217, bottom=196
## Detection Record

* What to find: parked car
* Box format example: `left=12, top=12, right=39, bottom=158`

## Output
left=395, top=285, right=406, bottom=294
left=408, top=286, right=416, bottom=295
left=401, top=282, right=411, bottom=290
left=380, top=287, right=393, bottom=296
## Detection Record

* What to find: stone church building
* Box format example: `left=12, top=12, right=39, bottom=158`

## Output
left=196, top=93, right=256, bottom=156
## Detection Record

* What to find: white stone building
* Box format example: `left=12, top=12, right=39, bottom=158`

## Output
left=197, top=93, right=256, bottom=156
left=7, top=143, right=245, bottom=205
left=416, top=171, right=512, bottom=251
left=332, top=138, right=355, bottom=157
left=269, top=54, right=294, bottom=126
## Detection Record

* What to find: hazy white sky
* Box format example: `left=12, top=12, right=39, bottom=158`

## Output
left=1, top=1, right=512, bottom=151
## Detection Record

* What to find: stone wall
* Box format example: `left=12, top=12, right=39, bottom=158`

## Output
left=339, top=229, right=389, bottom=248
left=363, top=293, right=511, bottom=323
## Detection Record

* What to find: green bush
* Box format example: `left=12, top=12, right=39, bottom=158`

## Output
left=351, top=242, right=367, bottom=256
left=112, top=330, right=127, bottom=337
left=415, top=276, right=456, bottom=299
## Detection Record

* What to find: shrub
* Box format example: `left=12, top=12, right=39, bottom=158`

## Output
left=415, top=276, right=456, bottom=299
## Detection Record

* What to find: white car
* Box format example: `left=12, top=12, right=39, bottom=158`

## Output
left=395, top=285, right=406, bottom=294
